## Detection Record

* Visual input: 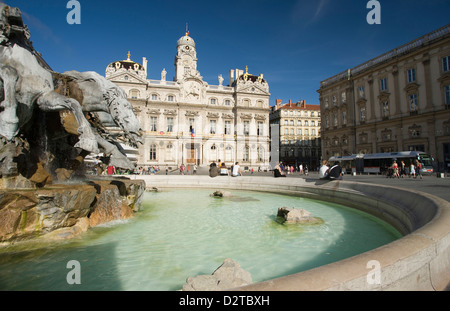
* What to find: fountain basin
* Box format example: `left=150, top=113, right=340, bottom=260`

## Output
left=138, top=175, right=450, bottom=291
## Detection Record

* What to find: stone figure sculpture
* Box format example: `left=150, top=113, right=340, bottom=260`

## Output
left=0, top=4, right=98, bottom=153
left=53, top=70, right=143, bottom=170
left=0, top=3, right=142, bottom=185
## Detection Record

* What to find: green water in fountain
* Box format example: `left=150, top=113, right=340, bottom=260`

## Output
left=0, top=189, right=401, bottom=290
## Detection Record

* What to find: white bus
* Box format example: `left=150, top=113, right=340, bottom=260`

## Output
left=329, top=151, right=434, bottom=175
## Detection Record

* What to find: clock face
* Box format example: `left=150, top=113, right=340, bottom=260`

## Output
left=185, top=45, right=190, bottom=50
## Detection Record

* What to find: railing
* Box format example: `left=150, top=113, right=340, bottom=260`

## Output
left=320, top=24, right=450, bottom=88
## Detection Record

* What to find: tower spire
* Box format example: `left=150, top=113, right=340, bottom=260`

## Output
left=185, top=22, right=189, bottom=36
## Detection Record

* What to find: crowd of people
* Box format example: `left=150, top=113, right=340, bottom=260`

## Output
left=87, top=157, right=425, bottom=181
left=209, top=160, right=242, bottom=177
left=386, top=160, right=423, bottom=179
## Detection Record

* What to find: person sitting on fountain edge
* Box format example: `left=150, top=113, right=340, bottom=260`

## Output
left=323, top=161, right=343, bottom=180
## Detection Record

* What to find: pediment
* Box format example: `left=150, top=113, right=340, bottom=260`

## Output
left=237, top=83, right=269, bottom=95
left=107, top=71, right=148, bottom=84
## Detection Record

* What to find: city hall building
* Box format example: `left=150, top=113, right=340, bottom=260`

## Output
left=318, top=25, right=450, bottom=168
left=105, top=32, right=271, bottom=170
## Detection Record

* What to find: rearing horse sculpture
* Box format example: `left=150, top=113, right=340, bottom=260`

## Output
left=0, top=4, right=98, bottom=154
left=54, top=70, right=143, bottom=170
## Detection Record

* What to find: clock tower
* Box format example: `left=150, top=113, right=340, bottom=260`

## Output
left=174, top=32, right=198, bottom=82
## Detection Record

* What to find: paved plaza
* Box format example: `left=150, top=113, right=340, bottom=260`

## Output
left=159, top=167, right=450, bottom=203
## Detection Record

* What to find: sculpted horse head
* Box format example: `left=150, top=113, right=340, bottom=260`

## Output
left=60, top=71, right=143, bottom=148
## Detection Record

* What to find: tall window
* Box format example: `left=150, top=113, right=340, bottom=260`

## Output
left=243, top=121, right=250, bottom=135
left=225, top=146, right=233, bottom=162
left=409, top=94, right=418, bottom=112
left=149, top=144, right=157, bottom=160
left=445, top=85, right=450, bottom=107
left=224, top=99, right=231, bottom=106
left=342, top=111, right=347, bottom=125
left=224, top=120, right=231, bottom=135
left=360, top=106, right=366, bottom=122
left=166, top=144, right=173, bottom=161
left=189, top=118, right=195, bottom=135
left=210, top=98, right=216, bottom=105
left=210, top=120, right=217, bottom=134
left=358, top=86, right=365, bottom=98
left=341, top=91, right=346, bottom=103
left=151, top=94, right=158, bottom=101
left=168, top=95, right=174, bottom=102
left=243, top=145, right=249, bottom=162
left=150, top=116, right=157, bottom=132
left=443, top=55, right=450, bottom=72
left=257, top=122, right=263, bottom=136
left=407, top=68, right=416, bottom=83
left=257, top=147, right=264, bottom=162
left=382, top=101, right=389, bottom=118
left=380, top=78, right=387, bottom=91
left=166, top=117, right=174, bottom=132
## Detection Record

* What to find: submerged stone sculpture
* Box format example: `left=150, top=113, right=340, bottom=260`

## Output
left=182, top=258, right=252, bottom=291
left=277, top=207, right=324, bottom=225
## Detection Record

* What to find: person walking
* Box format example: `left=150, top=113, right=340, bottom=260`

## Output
left=415, top=160, right=423, bottom=179
left=409, top=162, right=416, bottom=178
left=392, top=160, right=400, bottom=178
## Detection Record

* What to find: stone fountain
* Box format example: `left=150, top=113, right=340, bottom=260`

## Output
left=0, top=3, right=145, bottom=244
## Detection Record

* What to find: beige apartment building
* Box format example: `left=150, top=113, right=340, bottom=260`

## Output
left=318, top=24, right=450, bottom=169
left=269, top=99, right=321, bottom=170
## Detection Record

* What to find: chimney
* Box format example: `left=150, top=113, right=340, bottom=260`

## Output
left=142, top=57, right=148, bottom=73
left=276, top=99, right=282, bottom=109
left=229, top=69, right=235, bottom=86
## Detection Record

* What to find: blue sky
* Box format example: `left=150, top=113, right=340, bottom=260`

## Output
left=10, top=0, right=450, bottom=106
